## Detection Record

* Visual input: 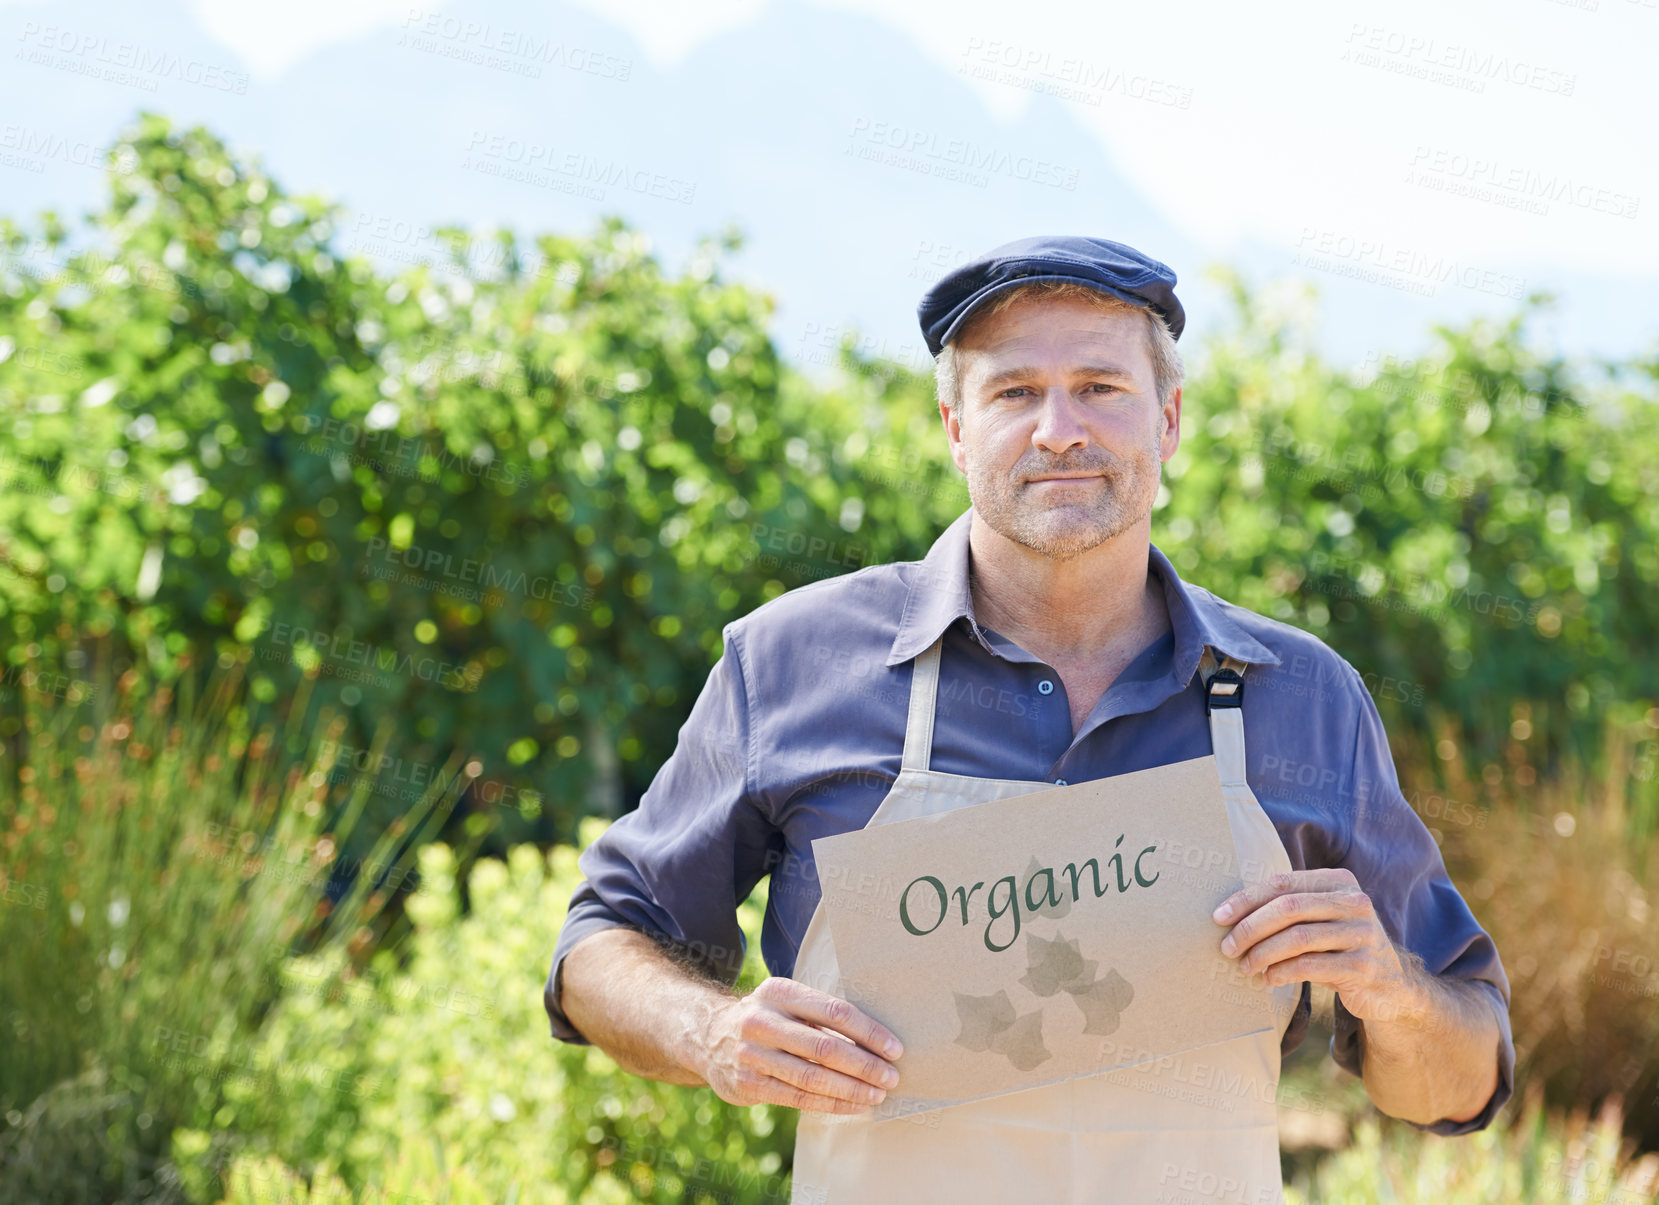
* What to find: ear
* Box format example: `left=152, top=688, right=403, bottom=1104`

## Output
left=1159, top=385, right=1182, bottom=462
left=941, top=397, right=969, bottom=476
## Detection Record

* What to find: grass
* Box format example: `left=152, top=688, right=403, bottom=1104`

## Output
left=0, top=656, right=467, bottom=1203
left=1432, top=743, right=1659, bottom=1155
left=1286, top=1086, right=1659, bottom=1203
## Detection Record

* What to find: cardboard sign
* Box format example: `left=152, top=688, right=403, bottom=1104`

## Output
left=810, top=755, right=1283, bottom=1118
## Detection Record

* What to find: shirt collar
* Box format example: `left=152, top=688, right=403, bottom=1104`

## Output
left=885, top=505, right=1281, bottom=682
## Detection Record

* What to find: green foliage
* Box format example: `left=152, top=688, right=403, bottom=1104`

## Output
left=0, top=662, right=459, bottom=1204
left=0, top=112, right=887, bottom=858
left=4, top=113, right=1655, bottom=863
left=171, top=820, right=795, bottom=1204
left=0, top=1065, right=191, bottom=1205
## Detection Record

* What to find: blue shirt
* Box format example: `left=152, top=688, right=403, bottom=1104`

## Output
left=544, top=506, right=1514, bottom=1135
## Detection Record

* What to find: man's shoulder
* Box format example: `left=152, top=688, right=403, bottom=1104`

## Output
left=1184, top=581, right=1369, bottom=701
left=723, top=558, right=919, bottom=665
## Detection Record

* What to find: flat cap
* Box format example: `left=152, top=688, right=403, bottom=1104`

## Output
left=917, top=234, right=1184, bottom=357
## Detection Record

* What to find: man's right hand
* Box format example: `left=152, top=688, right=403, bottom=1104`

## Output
left=691, top=977, right=904, bottom=1114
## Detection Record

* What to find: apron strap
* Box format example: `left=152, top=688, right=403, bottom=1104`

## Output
left=900, top=636, right=945, bottom=772
left=1199, top=647, right=1250, bottom=789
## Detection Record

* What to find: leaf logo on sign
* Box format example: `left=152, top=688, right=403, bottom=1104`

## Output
left=950, top=989, right=1051, bottom=1071
left=950, top=929, right=1135, bottom=1067
left=1018, top=932, right=1097, bottom=995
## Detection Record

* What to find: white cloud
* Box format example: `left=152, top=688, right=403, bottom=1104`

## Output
left=190, top=0, right=413, bottom=80
left=560, top=0, right=768, bottom=67
left=187, top=0, right=769, bottom=79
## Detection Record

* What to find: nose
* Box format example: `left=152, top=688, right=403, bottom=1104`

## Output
left=1031, top=387, right=1089, bottom=455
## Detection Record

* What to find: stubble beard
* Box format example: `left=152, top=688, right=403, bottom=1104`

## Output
left=964, top=425, right=1165, bottom=562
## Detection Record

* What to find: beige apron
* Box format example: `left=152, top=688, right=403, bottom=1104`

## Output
left=788, top=636, right=1300, bottom=1205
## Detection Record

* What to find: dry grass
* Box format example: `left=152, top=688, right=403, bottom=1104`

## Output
left=1431, top=747, right=1659, bottom=1154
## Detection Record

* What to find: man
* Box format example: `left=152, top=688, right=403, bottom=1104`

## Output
left=545, top=235, right=1513, bottom=1200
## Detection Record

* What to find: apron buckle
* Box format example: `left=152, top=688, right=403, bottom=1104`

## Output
left=1205, top=667, right=1245, bottom=715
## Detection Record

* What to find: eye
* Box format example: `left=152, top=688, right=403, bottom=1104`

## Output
left=997, top=386, right=1032, bottom=398
left=1087, top=383, right=1118, bottom=394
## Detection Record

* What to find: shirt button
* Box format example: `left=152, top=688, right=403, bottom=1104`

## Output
left=1054, top=778, right=1068, bottom=786
left=1038, top=679, right=1055, bottom=695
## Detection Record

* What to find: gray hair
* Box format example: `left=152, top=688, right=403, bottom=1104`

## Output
left=933, top=280, right=1184, bottom=415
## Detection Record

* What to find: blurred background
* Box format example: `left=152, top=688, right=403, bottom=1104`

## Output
left=1, top=0, right=1656, bottom=1201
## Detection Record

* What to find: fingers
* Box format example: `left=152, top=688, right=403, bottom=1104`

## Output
left=703, top=975, right=909, bottom=1115
left=745, top=1042, right=892, bottom=1112
left=1230, top=919, right=1358, bottom=978
left=746, top=980, right=901, bottom=1091
left=709, top=978, right=905, bottom=1115
left=713, top=1016, right=892, bottom=1114
left=763, top=977, right=903, bottom=1059
left=1222, top=885, right=1371, bottom=962
left=760, top=1013, right=901, bottom=1093
left=1263, top=951, right=1374, bottom=990
left=725, top=1065, right=882, bottom=1115
left=1212, top=867, right=1360, bottom=925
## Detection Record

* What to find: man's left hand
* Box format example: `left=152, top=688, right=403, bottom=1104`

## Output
left=1212, top=867, right=1427, bottom=1025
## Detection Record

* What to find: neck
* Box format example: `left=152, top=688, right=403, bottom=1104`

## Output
left=966, top=510, right=1168, bottom=665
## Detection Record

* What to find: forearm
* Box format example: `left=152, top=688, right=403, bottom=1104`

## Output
left=558, top=927, right=733, bottom=1086
left=1355, top=953, right=1503, bottom=1126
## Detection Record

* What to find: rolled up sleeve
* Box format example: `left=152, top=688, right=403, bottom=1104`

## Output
left=543, top=621, right=775, bottom=1044
left=1329, top=664, right=1516, bottom=1135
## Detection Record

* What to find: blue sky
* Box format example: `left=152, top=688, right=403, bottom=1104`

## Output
left=3, top=0, right=1655, bottom=384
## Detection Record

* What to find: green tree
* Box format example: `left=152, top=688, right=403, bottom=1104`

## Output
left=0, top=114, right=883, bottom=860
left=3, top=112, right=1655, bottom=863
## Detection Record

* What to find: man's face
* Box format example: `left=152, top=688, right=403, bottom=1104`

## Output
left=942, top=294, right=1181, bottom=562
